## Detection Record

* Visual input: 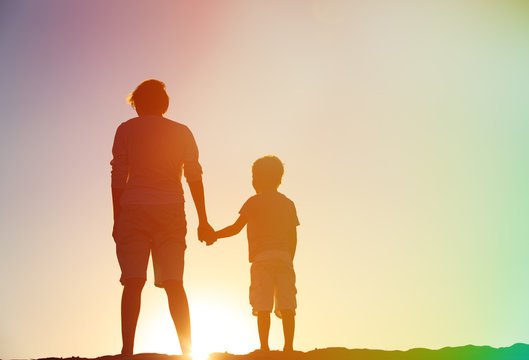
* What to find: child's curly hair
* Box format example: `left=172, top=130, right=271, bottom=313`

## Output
left=252, top=155, right=284, bottom=189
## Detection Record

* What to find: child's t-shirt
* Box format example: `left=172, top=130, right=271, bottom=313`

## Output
left=239, top=191, right=300, bottom=263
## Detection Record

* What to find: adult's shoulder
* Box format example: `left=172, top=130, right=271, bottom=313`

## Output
left=114, top=117, right=138, bottom=134
left=118, top=117, right=139, bottom=127
left=163, top=117, right=194, bottom=132
left=164, top=118, right=200, bottom=143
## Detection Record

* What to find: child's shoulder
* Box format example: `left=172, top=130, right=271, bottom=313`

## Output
left=274, top=191, right=296, bottom=206
left=243, top=193, right=260, bottom=204
left=250, top=191, right=296, bottom=207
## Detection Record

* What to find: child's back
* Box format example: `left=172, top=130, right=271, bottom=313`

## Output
left=214, top=155, right=299, bottom=352
left=240, top=190, right=298, bottom=263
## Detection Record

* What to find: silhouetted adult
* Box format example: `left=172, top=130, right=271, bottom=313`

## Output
left=111, top=79, right=214, bottom=355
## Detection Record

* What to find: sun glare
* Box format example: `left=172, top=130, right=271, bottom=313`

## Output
left=135, top=297, right=256, bottom=356
left=189, top=298, right=257, bottom=356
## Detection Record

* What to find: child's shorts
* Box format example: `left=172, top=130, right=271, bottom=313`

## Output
left=114, top=203, right=187, bottom=288
left=250, top=260, right=297, bottom=318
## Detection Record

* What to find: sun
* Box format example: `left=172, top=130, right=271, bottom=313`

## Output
left=189, top=298, right=257, bottom=356
left=135, top=296, right=257, bottom=357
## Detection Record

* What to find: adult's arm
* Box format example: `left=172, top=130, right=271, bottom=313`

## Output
left=112, top=188, right=125, bottom=223
left=188, top=179, right=215, bottom=243
left=183, top=126, right=214, bottom=243
left=110, top=123, right=128, bottom=228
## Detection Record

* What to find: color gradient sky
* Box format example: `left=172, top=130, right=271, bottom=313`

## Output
left=1, top=0, right=529, bottom=358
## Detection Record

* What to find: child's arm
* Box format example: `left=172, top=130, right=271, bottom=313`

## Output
left=289, top=227, right=297, bottom=260
left=215, top=215, right=248, bottom=239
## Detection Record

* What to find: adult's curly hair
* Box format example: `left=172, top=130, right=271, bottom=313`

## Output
left=127, top=79, right=169, bottom=115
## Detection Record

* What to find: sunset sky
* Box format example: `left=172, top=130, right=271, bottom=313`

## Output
left=1, top=0, right=529, bottom=358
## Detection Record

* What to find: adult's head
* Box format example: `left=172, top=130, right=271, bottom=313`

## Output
left=127, top=79, right=169, bottom=116
left=252, top=155, right=284, bottom=192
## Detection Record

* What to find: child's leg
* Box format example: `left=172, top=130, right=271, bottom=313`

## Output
left=275, top=264, right=297, bottom=352
left=280, top=310, right=295, bottom=351
left=250, top=262, right=274, bottom=351
left=257, top=311, right=271, bottom=351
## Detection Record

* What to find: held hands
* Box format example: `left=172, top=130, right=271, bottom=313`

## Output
left=197, top=222, right=217, bottom=246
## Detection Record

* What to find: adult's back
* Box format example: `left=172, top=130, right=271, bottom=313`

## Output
left=112, top=115, right=202, bottom=205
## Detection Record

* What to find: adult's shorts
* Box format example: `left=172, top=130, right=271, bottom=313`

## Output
left=114, top=203, right=187, bottom=288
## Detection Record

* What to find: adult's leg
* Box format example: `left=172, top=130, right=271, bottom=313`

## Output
left=115, top=203, right=151, bottom=355
left=257, top=311, right=271, bottom=351
left=280, top=310, right=295, bottom=351
left=121, top=278, right=146, bottom=355
left=164, top=280, right=192, bottom=355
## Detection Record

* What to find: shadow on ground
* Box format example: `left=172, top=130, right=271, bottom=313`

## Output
left=34, top=343, right=529, bottom=360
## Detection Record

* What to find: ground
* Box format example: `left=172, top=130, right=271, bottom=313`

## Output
left=31, top=343, right=529, bottom=360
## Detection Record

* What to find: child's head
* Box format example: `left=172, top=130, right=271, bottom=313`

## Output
left=252, top=155, right=284, bottom=192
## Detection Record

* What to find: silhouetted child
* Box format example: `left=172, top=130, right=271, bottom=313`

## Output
left=214, top=155, right=299, bottom=352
